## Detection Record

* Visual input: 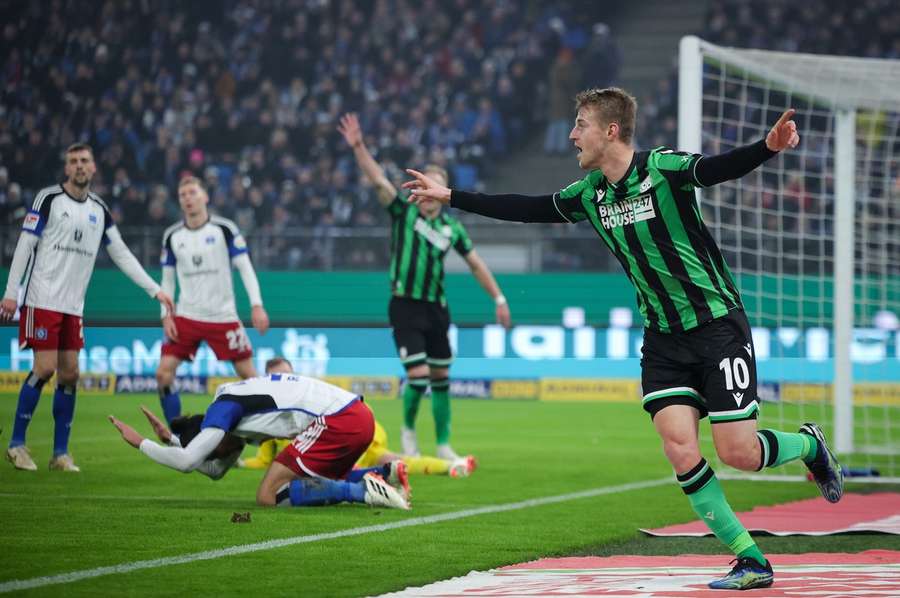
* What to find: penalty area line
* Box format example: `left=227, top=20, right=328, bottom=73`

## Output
left=0, top=477, right=670, bottom=594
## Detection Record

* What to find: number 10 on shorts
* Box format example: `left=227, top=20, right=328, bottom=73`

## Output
left=719, top=357, right=750, bottom=390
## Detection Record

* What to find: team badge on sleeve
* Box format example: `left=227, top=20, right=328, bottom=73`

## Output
left=233, top=235, right=247, bottom=250
left=23, top=212, right=40, bottom=231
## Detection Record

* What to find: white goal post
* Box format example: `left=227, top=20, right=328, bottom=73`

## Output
left=678, top=36, right=900, bottom=480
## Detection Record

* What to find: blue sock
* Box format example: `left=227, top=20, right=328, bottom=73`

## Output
left=10, top=372, right=47, bottom=448
left=277, top=478, right=366, bottom=506
left=159, top=385, right=181, bottom=424
left=345, top=466, right=385, bottom=483
left=52, top=384, right=77, bottom=456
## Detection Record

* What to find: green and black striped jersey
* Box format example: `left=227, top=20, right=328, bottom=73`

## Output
left=553, top=147, right=742, bottom=333
left=388, top=193, right=473, bottom=305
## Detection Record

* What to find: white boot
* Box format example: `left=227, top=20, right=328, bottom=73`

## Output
left=435, top=443, right=460, bottom=461
left=48, top=453, right=81, bottom=472
left=363, top=473, right=410, bottom=510
left=449, top=455, right=478, bottom=478
left=401, top=427, right=420, bottom=457
left=6, top=446, right=37, bottom=471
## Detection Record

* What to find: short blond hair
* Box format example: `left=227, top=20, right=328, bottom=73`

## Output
left=574, top=87, right=638, bottom=144
left=423, top=164, right=449, bottom=184
left=64, top=143, right=93, bottom=159
left=178, top=175, right=205, bottom=191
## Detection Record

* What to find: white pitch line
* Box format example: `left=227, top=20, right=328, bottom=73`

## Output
left=0, top=476, right=671, bottom=594
left=0, top=493, right=246, bottom=504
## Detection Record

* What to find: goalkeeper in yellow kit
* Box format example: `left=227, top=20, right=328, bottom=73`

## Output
left=240, top=357, right=477, bottom=477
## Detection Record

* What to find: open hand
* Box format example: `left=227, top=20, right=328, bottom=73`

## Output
left=109, top=415, right=144, bottom=449
left=0, top=298, right=17, bottom=321
left=162, top=314, right=179, bottom=342
left=251, top=305, right=269, bottom=335
left=496, top=303, right=512, bottom=329
left=766, top=109, right=800, bottom=152
left=402, top=169, right=452, bottom=205
left=156, top=291, right=176, bottom=318
left=337, top=113, right=363, bottom=148
left=140, top=405, right=172, bottom=444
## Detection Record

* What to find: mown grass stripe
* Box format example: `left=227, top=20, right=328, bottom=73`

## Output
left=0, top=477, right=670, bottom=594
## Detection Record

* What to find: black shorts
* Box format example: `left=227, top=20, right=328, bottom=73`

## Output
left=641, top=309, right=759, bottom=423
left=388, top=296, right=452, bottom=369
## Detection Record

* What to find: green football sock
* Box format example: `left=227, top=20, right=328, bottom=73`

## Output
left=677, top=458, right=766, bottom=567
left=402, top=376, right=429, bottom=429
left=430, top=377, right=451, bottom=445
left=736, top=534, right=768, bottom=566
left=757, top=429, right=819, bottom=469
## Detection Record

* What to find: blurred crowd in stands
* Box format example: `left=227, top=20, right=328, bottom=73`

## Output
left=0, top=0, right=896, bottom=272
left=0, top=0, right=612, bottom=268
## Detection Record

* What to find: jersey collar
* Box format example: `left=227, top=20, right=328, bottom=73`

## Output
left=61, top=182, right=90, bottom=203
left=606, top=150, right=637, bottom=190
left=184, top=215, right=211, bottom=231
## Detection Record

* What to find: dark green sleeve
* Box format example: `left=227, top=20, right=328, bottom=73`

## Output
left=653, top=148, right=703, bottom=189
left=552, top=178, right=591, bottom=223
left=387, top=192, right=409, bottom=218
left=452, top=220, right=473, bottom=256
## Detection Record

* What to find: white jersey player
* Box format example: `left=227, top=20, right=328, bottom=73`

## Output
left=110, top=374, right=410, bottom=510
left=1, top=143, right=174, bottom=473
left=155, top=176, right=269, bottom=424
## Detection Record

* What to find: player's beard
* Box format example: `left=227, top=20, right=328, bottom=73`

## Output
left=71, top=173, right=92, bottom=189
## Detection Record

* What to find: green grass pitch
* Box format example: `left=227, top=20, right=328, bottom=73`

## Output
left=1, top=393, right=897, bottom=596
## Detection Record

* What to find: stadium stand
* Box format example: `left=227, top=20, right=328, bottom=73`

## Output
left=0, top=1, right=570, bottom=262
left=0, top=0, right=896, bottom=272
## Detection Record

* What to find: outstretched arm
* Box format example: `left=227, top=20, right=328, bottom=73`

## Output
left=109, top=414, right=225, bottom=473
left=403, top=169, right=566, bottom=223
left=138, top=406, right=238, bottom=480
left=194, top=449, right=242, bottom=480
left=106, top=226, right=175, bottom=315
left=464, top=249, right=512, bottom=328
left=338, top=113, right=397, bottom=206
left=140, top=405, right=174, bottom=445
left=694, top=109, right=799, bottom=187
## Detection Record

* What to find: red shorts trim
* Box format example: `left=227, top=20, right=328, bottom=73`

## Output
left=18, top=307, right=84, bottom=351
left=161, top=316, right=253, bottom=362
left=274, top=400, right=375, bottom=479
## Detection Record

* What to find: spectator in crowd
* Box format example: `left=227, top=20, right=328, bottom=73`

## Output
left=544, top=48, right=580, bottom=155
left=581, top=23, right=621, bottom=90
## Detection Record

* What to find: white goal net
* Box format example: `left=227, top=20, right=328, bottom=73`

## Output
left=679, top=36, right=900, bottom=481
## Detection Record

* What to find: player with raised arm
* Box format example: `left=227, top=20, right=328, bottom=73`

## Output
left=338, top=112, right=510, bottom=461
left=156, top=176, right=269, bottom=423
left=404, top=88, right=844, bottom=590
left=2, top=143, right=174, bottom=472
left=109, top=374, right=409, bottom=510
